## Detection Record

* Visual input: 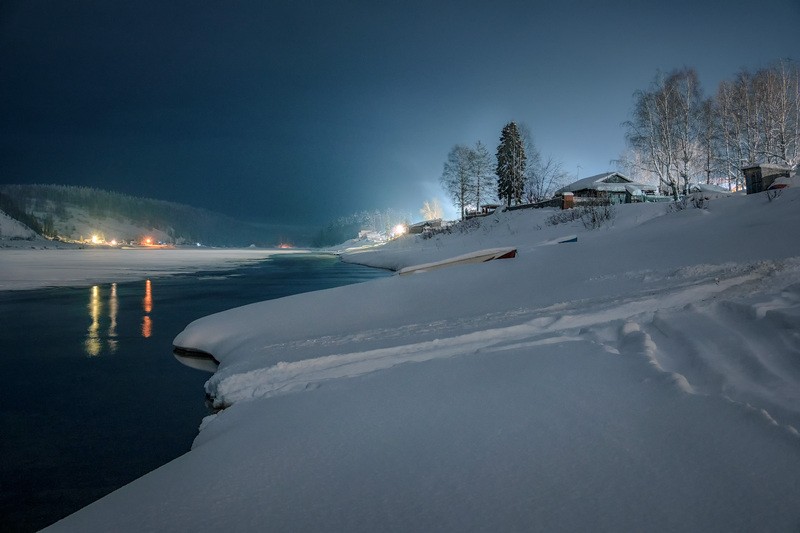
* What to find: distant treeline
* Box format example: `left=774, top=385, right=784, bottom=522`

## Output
left=0, top=184, right=275, bottom=246
left=311, top=208, right=411, bottom=247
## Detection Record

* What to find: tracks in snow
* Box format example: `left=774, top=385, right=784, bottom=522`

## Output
left=207, top=258, right=800, bottom=434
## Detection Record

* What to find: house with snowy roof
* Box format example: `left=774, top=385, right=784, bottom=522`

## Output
left=555, top=172, right=657, bottom=205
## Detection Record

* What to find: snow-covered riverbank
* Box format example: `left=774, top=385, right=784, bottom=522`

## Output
left=48, top=190, right=800, bottom=531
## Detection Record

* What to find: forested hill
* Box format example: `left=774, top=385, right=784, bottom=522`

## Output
left=0, top=184, right=278, bottom=247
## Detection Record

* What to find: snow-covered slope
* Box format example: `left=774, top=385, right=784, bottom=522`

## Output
left=0, top=209, right=36, bottom=240
left=0, top=184, right=286, bottom=246
left=47, top=190, right=800, bottom=531
left=48, top=204, right=175, bottom=243
left=0, top=208, right=68, bottom=249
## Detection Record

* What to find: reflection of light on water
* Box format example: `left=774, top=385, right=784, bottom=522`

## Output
left=143, top=279, right=152, bottom=313
left=142, top=279, right=153, bottom=338
left=84, top=280, right=156, bottom=354
left=141, top=315, right=152, bottom=338
left=85, top=285, right=102, bottom=356
left=107, top=283, right=118, bottom=353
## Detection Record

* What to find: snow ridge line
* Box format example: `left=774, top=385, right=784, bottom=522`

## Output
left=207, top=322, right=540, bottom=407
left=234, top=259, right=790, bottom=360
left=206, top=267, right=783, bottom=409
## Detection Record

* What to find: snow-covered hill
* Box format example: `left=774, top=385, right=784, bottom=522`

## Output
left=0, top=184, right=282, bottom=246
left=0, top=208, right=68, bottom=249
left=0, top=209, right=36, bottom=240
left=46, top=189, right=800, bottom=531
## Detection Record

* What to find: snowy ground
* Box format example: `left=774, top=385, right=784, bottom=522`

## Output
left=46, top=189, right=800, bottom=531
left=0, top=209, right=37, bottom=240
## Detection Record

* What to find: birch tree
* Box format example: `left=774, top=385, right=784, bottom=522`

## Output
left=440, top=144, right=474, bottom=220
left=624, top=68, right=705, bottom=198
left=469, top=141, right=496, bottom=210
left=624, top=78, right=677, bottom=197
left=716, top=78, right=748, bottom=189
left=420, top=198, right=443, bottom=221
left=715, top=60, right=800, bottom=183
left=519, top=124, right=567, bottom=203
left=755, top=60, right=800, bottom=168
left=624, top=60, right=800, bottom=193
left=671, top=68, right=703, bottom=192
left=698, top=97, right=721, bottom=185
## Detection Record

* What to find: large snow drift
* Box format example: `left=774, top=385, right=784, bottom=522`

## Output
left=48, top=190, right=800, bottom=531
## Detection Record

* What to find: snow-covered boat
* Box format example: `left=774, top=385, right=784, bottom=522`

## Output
left=398, top=247, right=517, bottom=276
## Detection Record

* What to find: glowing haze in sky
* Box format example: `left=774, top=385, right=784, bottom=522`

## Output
left=1, top=0, right=797, bottom=225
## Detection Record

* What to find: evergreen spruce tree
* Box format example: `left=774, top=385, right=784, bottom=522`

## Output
left=496, top=121, right=526, bottom=207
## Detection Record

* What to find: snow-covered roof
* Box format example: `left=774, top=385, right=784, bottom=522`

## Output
left=408, top=218, right=441, bottom=229
left=769, top=176, right=795, bottom=189
left=556, top=172, right=656, bottom=195
left=687, top=183, right=729, bottom=194
left=741, top=163, right=791, bottom=171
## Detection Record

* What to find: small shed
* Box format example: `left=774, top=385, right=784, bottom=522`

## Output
left=555, top=172, right=657, bottom=205
left=465, top=204, right=501, bottom=218
left=741, top=164, right=791, bottom=194
left=407, top=219, right=441, bottom=235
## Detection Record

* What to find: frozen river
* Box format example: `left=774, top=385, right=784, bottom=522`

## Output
left=0, top=254, right=388, bottom=531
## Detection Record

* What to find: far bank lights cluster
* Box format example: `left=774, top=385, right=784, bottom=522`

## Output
left=85, top=234, right=157, bottom=247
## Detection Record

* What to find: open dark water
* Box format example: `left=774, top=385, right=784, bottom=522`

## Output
left=0, top=254, right=388, bottom=532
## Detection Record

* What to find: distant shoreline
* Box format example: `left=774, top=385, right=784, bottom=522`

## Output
left=0, top=247, right=311, bottom=292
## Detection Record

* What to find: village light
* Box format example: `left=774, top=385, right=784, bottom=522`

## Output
left=91, top=234, right=100, bottom=244
left=391, top=224, right=408, bottom=238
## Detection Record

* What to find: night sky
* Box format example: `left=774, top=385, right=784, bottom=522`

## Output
left=1, top=1, right=797, bottom=226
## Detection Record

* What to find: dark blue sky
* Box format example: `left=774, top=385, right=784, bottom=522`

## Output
left=1, top=0, right=797, bottom=226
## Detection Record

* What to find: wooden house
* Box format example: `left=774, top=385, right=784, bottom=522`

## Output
left=555, top=172, right=657, bottom=205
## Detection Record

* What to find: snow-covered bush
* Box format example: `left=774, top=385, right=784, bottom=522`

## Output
left=421, top=217, right=482, bottom=239
left=546, top=203, right=615, bottom=229
left=580, top=203, right=616, bottom=229
left=667, top=194, right=711, bottom=213
left=545, top=209, right=583, bottom=226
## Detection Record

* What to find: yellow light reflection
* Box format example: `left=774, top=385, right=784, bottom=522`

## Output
left=142, top=279, right=153, bottom=338
left=141, top=315, right=152, bottom=338
left=84, top=285, right=102, bottom=356
left=143, top=279, right=152, bottom=313
left=107, top=283, right=118, bottom=353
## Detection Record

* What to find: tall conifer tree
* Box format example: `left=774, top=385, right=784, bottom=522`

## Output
left=496, top=122, right=526, bottom=207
